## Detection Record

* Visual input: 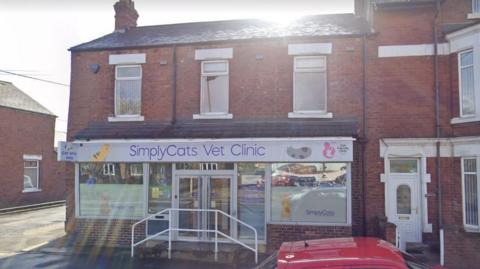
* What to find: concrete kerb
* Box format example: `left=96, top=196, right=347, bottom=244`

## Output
left=0, top=200, right=66, bottom=215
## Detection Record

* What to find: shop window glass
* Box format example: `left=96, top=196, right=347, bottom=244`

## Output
left=271, top=163, right=348, bottom=224
left=79, top=163, right=144, bottom=218
left=200, top=60, right=229, bottom=114
left=237, top=163, right=266, bottom=239
left=293, top=56, right=327, bottom=112
left=473, top=0, right=480, bottom=13
left=390, top=159, right=418, bottom=173
left=24, top=160, right=39, bottom=190
left=148, top=163, right=172, bottom=214
left=175, top=162, right=234, bottom=170
left=115, top=65, right=142, bottom=116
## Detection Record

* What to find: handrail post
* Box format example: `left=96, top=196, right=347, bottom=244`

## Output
left=168, top=209, right=172, bottom=259
left=131, top=223, right=135, bottom=258
left=215, top=210, right=218, bottom=261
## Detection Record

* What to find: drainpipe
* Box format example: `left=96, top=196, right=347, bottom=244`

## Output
left=171, top=45, right=177, bottom=125
left=361, top=33, right=369, bottom=236
left=433, top=0, right=444, bottom=265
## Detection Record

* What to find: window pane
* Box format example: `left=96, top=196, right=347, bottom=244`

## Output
left=201, top=75, right=228, bottom=113
left=117, top=66, right=141, bottom=78
left=24, top=167, right=38, bottom=189
left=203, top=62, right=228, bottom=73
left=148, top=163, right=172, bottom=214
left=464, top=159, right=478, bottom=226
left=175, top=163, right=234, bottom=170
left=461, top=51, right=473, bottom=66
left=397, top=185, right=411, bottom=214
left=271, top=163, right=348, bottom=223
left=294, top=72, right=326, bottom=111
left=79, top=163, right=144, bottom=218
left=116, top=79, right=141, bottom=115
left=475, top=0, right=480, bottom=13
left=461, top=65, right=475, bottom=115
left=295, top=57, right=325, bottom=70
left=390, top=159, right=418, bottom=173
left=238, top=163, right=266, bottom=239
left=24, top=161, right=38, bottom=168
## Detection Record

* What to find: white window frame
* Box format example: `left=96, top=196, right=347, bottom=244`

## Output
left=458, top=49, right=476, bottom=118
left=195, top=60, right=232, bottom=119
left=23, top=159, right=40, bottom=192
left=290, top=56, right=331, bottom=118
left=473, top=0, right=480, bottom=14
left=461, top=157, right=480, bottom=232
left=103, top=163, right=115, bottom=176
left=113, top=64, right=143, bottom=118
left=130, top=163, right=144, bottom=176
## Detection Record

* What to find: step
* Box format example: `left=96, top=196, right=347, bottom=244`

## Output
left=136, top=241, right=266, bottom=268
left=406, top=242, right=430, bottom=254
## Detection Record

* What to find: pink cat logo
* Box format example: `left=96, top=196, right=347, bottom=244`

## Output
left=323, top=142, right=336, bottom=159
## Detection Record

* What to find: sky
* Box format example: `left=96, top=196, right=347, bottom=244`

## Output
left=0, top=0, right=353, bottom=144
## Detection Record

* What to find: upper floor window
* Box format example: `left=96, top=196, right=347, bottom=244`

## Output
left=200, top=60, right=229, bottom=115
left=459, top=50, right=475, bottom=117
left=115, top=65, right=142, bottom=116
left=473, top=0, right=480, bottom=14
left=462, top=158, right=479, bottom=232
left=293, top=56, right=327, bottom=114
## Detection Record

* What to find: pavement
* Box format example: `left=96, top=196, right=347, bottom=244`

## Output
left=0, top=205, right=251, bottom=269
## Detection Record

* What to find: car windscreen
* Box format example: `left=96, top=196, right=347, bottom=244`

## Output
left=401, top=252, right=430, bottom=269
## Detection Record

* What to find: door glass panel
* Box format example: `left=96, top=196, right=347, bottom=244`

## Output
left=178, top=177, right=201, bottom=237
left=238, top=163, right=266, bottom=239
left=397, top=185, right=412, bottom=214
left=147, top=164, right=172, bottom=235
left=390, top=159, right=418, bottom=173
left=208, top=177, right=231, bottom=237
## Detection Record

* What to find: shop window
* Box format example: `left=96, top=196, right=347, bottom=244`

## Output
left=175, top=162, right=234, bottom=170
left=237, top=163, right=266, bottom=239
left=24, top=160, right=39, bottom=191
left=390, top=159, right=418, bottom=174
left=459, top=50, right=475, bottom=117
left=115, top=65, right=142, bottom=116
left=293, top=56, right=327, bottom=113
left=78, top=163, right=144, bottom=218
left=200, top=60, right=229, bottom=115
left=271, top=163, right=349, bottom=224
left=462, top=158, right=479, bottom=231
left=148, top=163, right=172, bottom=214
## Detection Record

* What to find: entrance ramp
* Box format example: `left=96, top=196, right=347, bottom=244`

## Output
left=131, top=208, right=259, bottom=264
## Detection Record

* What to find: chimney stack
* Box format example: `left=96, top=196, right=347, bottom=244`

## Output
left=114, top=0, right=138, bottom=31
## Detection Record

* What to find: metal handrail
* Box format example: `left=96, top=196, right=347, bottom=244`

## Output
left=131, top=208, right=258, bottom=263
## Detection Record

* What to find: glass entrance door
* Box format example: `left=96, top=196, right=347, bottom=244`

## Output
left=177, top=175, right=232, bottom=241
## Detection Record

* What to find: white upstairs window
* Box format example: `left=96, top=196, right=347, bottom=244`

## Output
left=459, top=50, right=476, bottom=117
left=293, top=56, right=328, bottom=114
left=115, top=65, right=142, bottom=116
left=200, top=60, right=229, bottom=116
left=473, top=0, right=480, bottom=14
left=462, top=158, right=480, bottom=232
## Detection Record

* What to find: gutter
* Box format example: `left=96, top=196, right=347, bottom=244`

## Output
left=361, top=33, right=369, bottom=236
left=171, top=45, right=177, bottom=125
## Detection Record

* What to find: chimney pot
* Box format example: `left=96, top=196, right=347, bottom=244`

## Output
left=114, top=0, right=138, bottom=32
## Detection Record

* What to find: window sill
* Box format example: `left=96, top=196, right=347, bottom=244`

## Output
left=288, top=112, right=333, bottom=119
left=193, top=113, right=233, bottom=120
left=108, top=116, right=144, bottom=122
left=464, top=226, right=480, bottom=233
left=450, top=116, right=479, bottom=124
left=467, top=13, right=480, bottom=19
left=22, top=188, right=42, bottom=193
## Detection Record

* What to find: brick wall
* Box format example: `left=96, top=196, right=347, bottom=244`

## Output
left=267, top=224, right=352, bottom=252
left=72, top=219, right=145, bottom=247
left=0, top=106, right=65, bottom=209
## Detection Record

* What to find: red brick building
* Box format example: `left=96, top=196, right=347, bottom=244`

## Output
left=62, top=0, right=480, bottom=268
left=0, top=80, right=65, bottom=209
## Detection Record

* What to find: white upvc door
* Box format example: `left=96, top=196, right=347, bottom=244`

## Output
left=388, top=175, right=422, bottom=250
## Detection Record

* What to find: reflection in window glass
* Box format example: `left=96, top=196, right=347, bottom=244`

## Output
left=397, top=185, right=411, bottom=215
left=175, top=163, right=234, bottom=170
left=148, top=163, right=172, bottom=214
left=390, top=159, right=418, bottom=173
left=79, top=163, right=144, bottom=218
left=24, top=160, right=39, bottom=190
left=238, top=163, right=266, bottom=239
left=271, top=163, right=348, bottom=223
